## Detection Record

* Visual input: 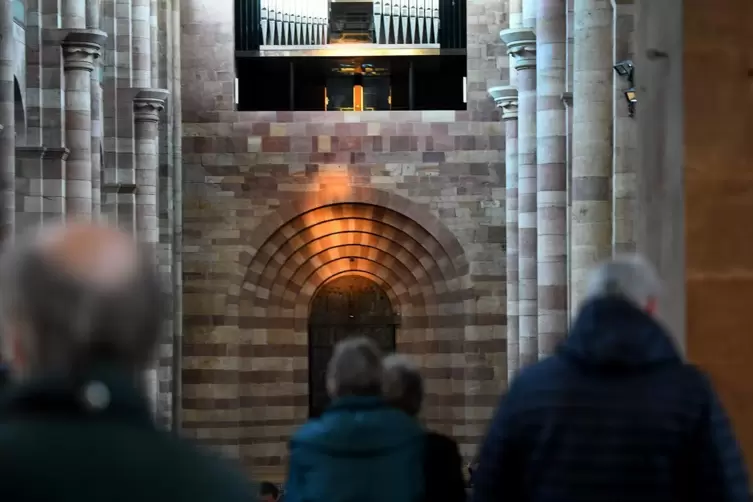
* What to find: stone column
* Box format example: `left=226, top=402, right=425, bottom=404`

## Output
left=61, top=30, right=107, bottom=219
left=134, top=89, right=168, bottom=418
left=612, top=2, right=636, bottom=254
left=501, top=25, right=537, bottom=369
left=490, top=86, right=519, bottom=382
left=171, top=0, right=183, bottom=431
left=536, top=0, right=568, bottom=357
left=151, top=0, right=159, bottom=89
left=0, top=0, right=14, bottom=240
left=571, top=0, right=613, bottom=311
left=88, top=0, right=103, bottom=218
left=132, top=0, right=152, bottom=88
left=133, top=90, right=168, bottom=246
left=63, top=0, right=87, bottom=28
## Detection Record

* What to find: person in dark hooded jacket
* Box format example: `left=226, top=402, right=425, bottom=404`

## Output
left=472, top=255, right=750, bottom=502
left=285, top=337, right=424, bottom=502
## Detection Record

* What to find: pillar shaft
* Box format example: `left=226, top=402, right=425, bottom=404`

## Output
left=571, top=0, right=613, bottom=311
left=132, top=0, right=152, bottom=87
left=63, top=0, right=87, bottom=29
left=134, top=94, right=166, bottom=245
left=0, top=0, right=14, bottom=239
left=171, top=0, right=183, bottom=431
left=88, top=0, right=103, bottom=218
left=133, top=88, right=168, bottom=420
left=151, top=0, right=159, bottom=89
left=490, top=87, right=520, bottom=381
left=536, top=0, right=568, bottom=357
left=134, top=89, right=168, bottom=239
left=62, top=30, right=106, bottom=219
left=612, top=3, right=636, bottom=254
left=501, top=27, right=537, bottom=369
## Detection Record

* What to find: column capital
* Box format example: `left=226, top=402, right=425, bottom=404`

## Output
left=488, top=86, right=519, bottom=120
left=500, top=28, right=537, bottom=70
left=61, top=29, right=107, bottom=72
left=133, top=89, right=170, bottom=123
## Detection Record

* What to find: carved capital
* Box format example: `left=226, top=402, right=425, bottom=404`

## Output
left=133, top=89, right=170, bottom=123
left=488, top=86, right=519, bottom=120
left=499, top=28, right=537, bottom=71
left=61, top=29, right=107, bottom=72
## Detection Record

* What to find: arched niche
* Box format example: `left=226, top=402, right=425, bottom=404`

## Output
left=307, top=274, right=397, bottom=418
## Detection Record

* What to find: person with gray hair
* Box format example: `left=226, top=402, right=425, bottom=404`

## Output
left=286, top=337, right=425, bottom=502
left=473, top=254, right=749, bottom=502
left=0, top=222, right=256, bottom=502
left=382, top=355, right=467, bottom=502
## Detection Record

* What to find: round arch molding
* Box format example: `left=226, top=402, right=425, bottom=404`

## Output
left=222, top=187, right=477, bottom=466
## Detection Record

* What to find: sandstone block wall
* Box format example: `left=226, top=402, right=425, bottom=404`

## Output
left=180, top=0, right=510, bottom=471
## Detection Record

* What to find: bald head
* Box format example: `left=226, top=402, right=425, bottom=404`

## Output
left=0, top=222, right=164, bottom=379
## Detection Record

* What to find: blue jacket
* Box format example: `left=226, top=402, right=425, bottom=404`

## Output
left=285, top=396, right=425, bottom=502
left=472, top=297, right=750, bottom=502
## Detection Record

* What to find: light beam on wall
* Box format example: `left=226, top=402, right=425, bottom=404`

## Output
left=234, top=78, right=239, bottom=105
left=463, top=77, right=467, bottom=103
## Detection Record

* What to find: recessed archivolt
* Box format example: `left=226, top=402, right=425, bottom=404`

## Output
left=256, top=229, right=443, bottom=306
left=225, top=188, right=473, bottom=329
left=257, top=222, right=442, bottom=287
left=246, top=205, right=461, bottom=289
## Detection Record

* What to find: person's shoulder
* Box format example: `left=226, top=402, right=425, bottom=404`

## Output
left=425, top=431, right=460, bottom=456
left=167, top=435, right=257, bottom=497
left=290, top=415, right=327, bottom=445
left=506, top=356, right=569, bottom=393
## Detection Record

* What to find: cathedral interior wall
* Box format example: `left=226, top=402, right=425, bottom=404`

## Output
left=180, top=0, right=511, bottom=473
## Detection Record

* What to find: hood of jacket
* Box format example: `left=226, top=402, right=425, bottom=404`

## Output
left=561, top=297, right=681, bottom=370
left=292, top=396, right=423, bottom=455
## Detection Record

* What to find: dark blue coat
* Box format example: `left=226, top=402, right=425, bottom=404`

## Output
left=472, top=297, right=750, bottom=502
left=285, top=396, right=424, bottom=502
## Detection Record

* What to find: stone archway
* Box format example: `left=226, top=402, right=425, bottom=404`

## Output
left=307, top=274, right=397, bottom=417
left=181, top=186, right=488, bottom=469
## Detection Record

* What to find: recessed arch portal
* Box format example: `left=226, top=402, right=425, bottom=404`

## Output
left=188, top=186, right=492, bottom=468
left=308, top=274, right=397, bottom=418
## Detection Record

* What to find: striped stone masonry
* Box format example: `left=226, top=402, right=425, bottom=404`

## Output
left=571, top=0, right=613, bottom=311
left=88, top=0, right=104, bottom=219
left=489, top=86, right=520, bottom=381
left=133, top=87, right=169, bottom=417
left=133, top=88, right=168, bottom=245
left=61, top=29, right=107, bottom=220
left=500, top=27, right=538, bottom=369
left=536, top=0, right=568, bottom=357
left=612, top=2, right=636, bottom=254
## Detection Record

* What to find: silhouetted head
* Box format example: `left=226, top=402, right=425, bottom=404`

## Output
left=381, top=354, right=423, bottom=416
left=0, top=222, right=164, bottom=381
left=584, top=254, right=661, bottom=315
left=326, top=337, right=383, bottom=399
left=259, top=481, right=280, bottom=502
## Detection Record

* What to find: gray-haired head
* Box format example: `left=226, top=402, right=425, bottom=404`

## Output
left=584, top=254, right=661, bottom=312
left=326, top=337, right=383, bottom=399
left=382, top=354, right=423, bottom=416
left=0, top=222, right=165, bottom=380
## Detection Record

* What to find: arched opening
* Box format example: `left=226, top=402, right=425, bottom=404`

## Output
left=308, top=274, right=397, bottom=418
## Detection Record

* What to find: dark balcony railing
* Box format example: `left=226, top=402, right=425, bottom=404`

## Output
left=235, top=0, right=466, bottom=52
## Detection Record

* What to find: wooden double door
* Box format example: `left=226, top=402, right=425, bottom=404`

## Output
left=308, top=275, right=397, bottom=418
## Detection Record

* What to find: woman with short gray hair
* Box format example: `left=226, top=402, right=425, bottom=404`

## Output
left=285, top=337, right=425, bottom=502
left=383, top=354, right=467, bottom=502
